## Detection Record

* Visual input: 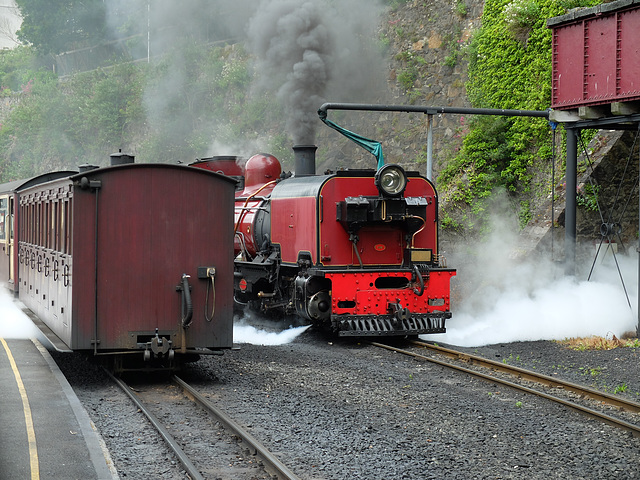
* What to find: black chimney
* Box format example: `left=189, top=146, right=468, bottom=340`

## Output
left=293, top=144, right=316, bottom=177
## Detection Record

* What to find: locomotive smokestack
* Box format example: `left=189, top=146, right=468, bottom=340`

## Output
left=293, top=145, right=316, bottom=177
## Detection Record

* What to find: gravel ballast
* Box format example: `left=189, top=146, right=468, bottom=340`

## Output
left=55, top=331, right=640, bottom=479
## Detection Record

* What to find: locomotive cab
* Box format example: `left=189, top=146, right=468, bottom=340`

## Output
left=337, top=164, right=433, bottom=262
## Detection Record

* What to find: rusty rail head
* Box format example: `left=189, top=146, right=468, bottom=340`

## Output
left=410, top=340, right=640, bottom=414
left=370, top=341, right=640, bottom=438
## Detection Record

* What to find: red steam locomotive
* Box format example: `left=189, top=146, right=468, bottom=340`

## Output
left=192, top=145, right=456, bottom=337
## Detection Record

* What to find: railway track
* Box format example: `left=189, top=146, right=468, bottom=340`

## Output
left=106, top=371, right=300, bottom=480
left=371, top=340, right=640, bottom=438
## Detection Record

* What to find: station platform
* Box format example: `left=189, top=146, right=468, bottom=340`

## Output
left=0, top=338, right=117, bottom=479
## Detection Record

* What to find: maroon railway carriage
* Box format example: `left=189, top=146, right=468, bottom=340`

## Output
left=0, top=171, right=78, bottom=295
left=215, top=150, right=456, bottom=337
left=10, top=162, right=235, bottom=363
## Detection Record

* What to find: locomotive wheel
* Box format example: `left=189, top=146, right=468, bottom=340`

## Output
left=307, top=291, right=331, bottom=320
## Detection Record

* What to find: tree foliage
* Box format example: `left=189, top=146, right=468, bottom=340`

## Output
left=0, top=41, right=289, bottom=183
left=15, top=0, right=107, bottom=54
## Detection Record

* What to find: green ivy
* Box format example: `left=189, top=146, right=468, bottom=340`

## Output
left=518, top=200, right=532, bottom=228
left=576, top=183, right=600, bottom=212
left=440, top=0, right=602, bottom=233
left=395, top=51, right=426, bottom=91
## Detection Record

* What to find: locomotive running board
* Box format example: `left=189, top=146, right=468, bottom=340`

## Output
left=334, top=313, right=449, bottom=337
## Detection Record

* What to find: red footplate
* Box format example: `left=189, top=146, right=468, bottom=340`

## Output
left=326, top=268, right=455, bottom=336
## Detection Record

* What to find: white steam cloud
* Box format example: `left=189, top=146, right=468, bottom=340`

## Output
left=0, top=287, right=43, bottom=340
left=233, top=312, right=311, bottom=345
left=424, top=216, right=638, bottom=347
left=234, top=323, right=311, bottom=345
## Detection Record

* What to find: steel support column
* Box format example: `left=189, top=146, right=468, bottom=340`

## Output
left=565, top=127, right=578, bottom=276
left=426, top=114, right=433, bottom=180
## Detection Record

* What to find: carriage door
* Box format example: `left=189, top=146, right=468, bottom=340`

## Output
left=7, top=196, right=14, bottom=284
left=0, top=197, right=5, bottom=249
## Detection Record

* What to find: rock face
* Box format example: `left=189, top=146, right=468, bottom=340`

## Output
left=317, top=0, right=484, bottom=173
left=519, top=129, right=639, bottom=270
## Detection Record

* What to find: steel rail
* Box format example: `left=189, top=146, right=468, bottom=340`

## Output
left=370, top=342, right=640, bottom=438
left=172, top=375, right=301, bottom=480
left=105, top=371, right=205, bottom=480
left=410, top=340, right=640, bottom=414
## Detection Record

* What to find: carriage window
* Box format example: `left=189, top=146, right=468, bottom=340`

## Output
left=32, top=202, right=36, bottom=245
left=63, top=199, right=70, bottom=254
left=0, top=197, right=7, bottom=242
left=48, top=200, right=54, bottom=250
left=20, top=203, right=26, bottom=242
left=20, top=202, right=27, bottom=242
left=54, top=200, right=59, bottom=251
left=28, top=203, right=32, bottom=243
left=40, top=202, right=45, bottom=247
left=31, top=203, right=36, bottom=244
left=67, top=199, right=72, bottom=254
left=35, top=202, right=40, bottom=246
left=60, top=201, right=66, bottom=254
left=8, top=197, right=13, bottom=240
left=44, top=201, right=50, bottom=248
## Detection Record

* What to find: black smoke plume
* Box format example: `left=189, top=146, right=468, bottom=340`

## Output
left=248, top=1, right=334, bottom=145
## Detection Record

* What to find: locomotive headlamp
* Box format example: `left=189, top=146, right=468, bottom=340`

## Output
left=375, top=164, right=407, bottom=197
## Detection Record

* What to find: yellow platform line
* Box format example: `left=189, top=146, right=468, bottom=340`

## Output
left=1, top=338, right=40, bottom=480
